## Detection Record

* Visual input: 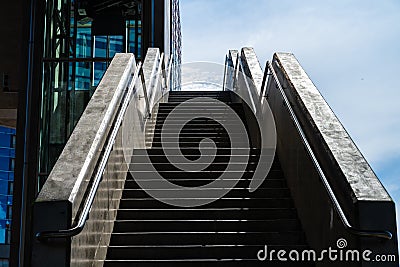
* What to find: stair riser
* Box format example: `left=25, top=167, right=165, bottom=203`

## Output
left=129, top=163, right=258, bottom=172
left=104, top=261, right=314, bottom=267
left=121, top=188, right=290, bottom=199
left=130, top=171, right=284, bottom=180
left=116, top=209, right=297, bottom=221
left=130, top=156, right=277, bottom=166
left=106, top=245, right=308, bottom=260
left=110, top=232, right=305, bottom=245
left=124, top=179, right=286, bottom=189
left=119, top=198, right=294, bottom=209
left=113, top=220, right=300, bottom=233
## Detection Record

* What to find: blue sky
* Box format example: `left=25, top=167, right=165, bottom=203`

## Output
left=180, top=0, right=400, bottom=243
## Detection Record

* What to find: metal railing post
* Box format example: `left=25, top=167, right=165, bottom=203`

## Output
left=139, top=66, right=151, bottom=118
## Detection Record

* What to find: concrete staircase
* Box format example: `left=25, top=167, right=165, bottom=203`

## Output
left=104, top=91, right=313, bottom=266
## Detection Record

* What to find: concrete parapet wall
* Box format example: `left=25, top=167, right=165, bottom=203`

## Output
left=32, top=54, right=136, bottom=267
left=268, top=52, right=398, bottom=266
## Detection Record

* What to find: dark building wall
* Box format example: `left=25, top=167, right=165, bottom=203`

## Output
left=0, top=1, right=28, bottom=128
left=5, top=0, right=45, bottom=266
left=0, top=1, right=27, bottom=96
left=142, top=0, right=171, bottom=57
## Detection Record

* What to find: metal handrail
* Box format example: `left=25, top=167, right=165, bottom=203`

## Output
left=139, top=63, right=151, bottom=119
left=161, top=53, right=168, bottom=91
left=36, top=62, right=142, bottom=240
left=266, top=60, right=392, bottom=240
left=36, top=51, right=174, bottom=241
left=166, top=54, right=174, bottom=91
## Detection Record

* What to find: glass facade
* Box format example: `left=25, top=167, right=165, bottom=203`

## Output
left=0, top=126, right=16, bottom=267
left=38, top=0, right=143, bottom=188
left=38, top=0, right=181, bottom=189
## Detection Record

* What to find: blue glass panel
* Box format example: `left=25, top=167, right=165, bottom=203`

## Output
left=0, top=219, right=5, bottom=244
left=76, top=25, right=92, bottom=58
left=0, top=134, right=10, bottom=148
left=0, top=158, right=9, bottom=170
left=0, top=173, right=9, bottom=181
left=0, top=198, right=6, bottom=220
left=138, top=35, right=142, bottom=58
left=93, top=62, right=107, bottom=87
left=0, top=148, right=12, bottom=157
left=76, top=34, right=91, bottom=57
left=94, top=36, right=107, bottom=58
left=128, top=20, right=136, bottom=54
left=0, top=181, right=7, bottom=195
left=109, top=36, right=123, bottom=57
left=75, top=62, right=91, bottom=91
left=138, top=20, right=142, bottom=34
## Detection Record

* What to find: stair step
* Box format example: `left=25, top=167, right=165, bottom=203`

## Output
left=104, top=260, right=314, bottom=267
left=130, top=162, right=259, bottom=172
left=154, top=121, right=244, bottom=127
left=168, top=95, right=231, bottom=97
left=156, top=110, right=245, bottom=116
left=168, top=91, right=230, bottom=94
left=166, top=99, right=231, bottom=101
left=119, top=198, right=294, bottom=209
left=150, top=143, right=240, bottom=148
left=156, top=109, right=244, bottom=113
left=147, top=139, right=237, bottom=144
left=155, top=118, right=243, bottom=123
left=130, top=170, right=284, bottom=180
left=166, top=101, right=235, bottom=105
left=105, top=91, right=310, bottom=265
left=112, top=219, right=301, bottom=233
left=158, top=103, right=242, bottom=108
left=155, top=112, right=244, bottom=117
left=132, top=149, right=263, bottom=157
left=167, top=97, right=230, bottom=100
left=151, top=126, right=245, bottom=131
left=110, top=231, right=305, bottom=246
left=156, top=108, right=244, bottom=113
left=105, top=244, right=308, bottom=260
left=148, top=133, right=238, bottom=138
left=124, top=178, right=286, bottom=189
left=116, top=208, right=297, bottom=220
left=126, top=179, right=281, bottom=188
left=153, top=125, right=244, bottom=130
left=121, top=188, right=290, bottom=199
left=130, top=155, right=275, bottom=165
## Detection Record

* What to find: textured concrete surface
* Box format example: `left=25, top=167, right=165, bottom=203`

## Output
left=144, top=49, right=168, bottom=148
left=33, top=53, right=136, bottom=267
left=143, top=48, right=161, bottom=111
left=269, top=52, right=397, bottom=266
left=240, top=47, right=264, bottom=94
left=121, top=48, right=165, bottom=153
left=267, top=72, right=358, bottom=267
left=274, top=52, right=391, bottom=202
left=36, top=53, right=135, bottom=205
